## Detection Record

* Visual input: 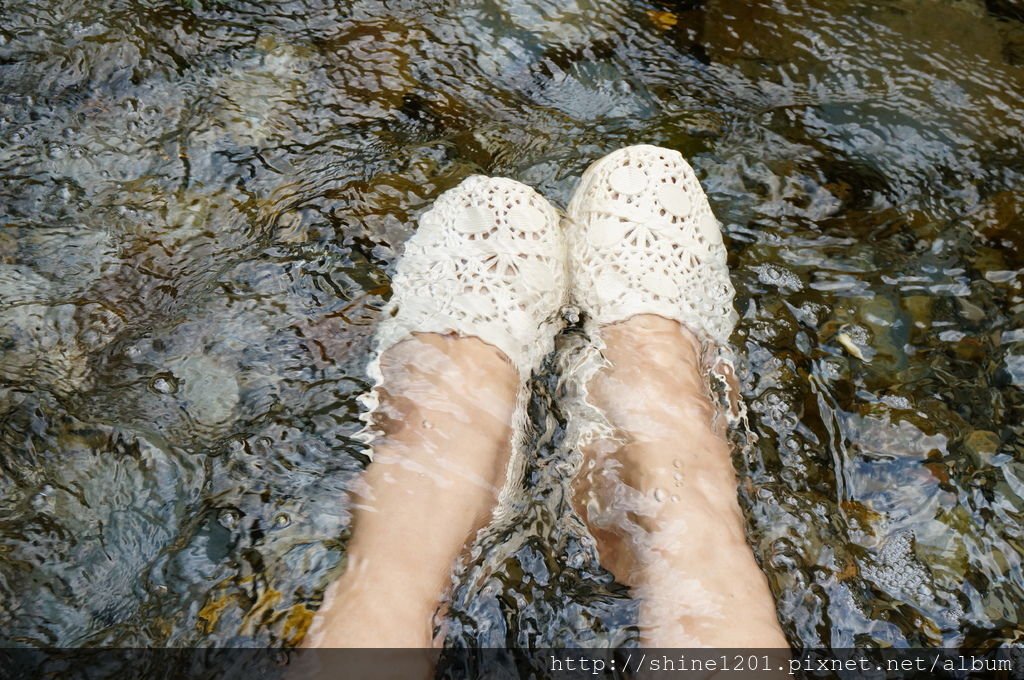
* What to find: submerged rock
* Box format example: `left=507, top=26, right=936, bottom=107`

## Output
left=172, top=355, right=240, bottom=428
left=0, top=406, right=201, bottom=645
left=963, top=429, right=1000, bottom=463
left=0, top=266, right=122, bottom=397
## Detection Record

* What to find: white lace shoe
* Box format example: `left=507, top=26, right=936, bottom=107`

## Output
left=566, top=145, right=737, bottom=346
left=368, top=174, right=567, bottom=386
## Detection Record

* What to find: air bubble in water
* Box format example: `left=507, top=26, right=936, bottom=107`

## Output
left=218, top=510, right=240, bottom=529
left=149, top=373, right=178, bottom=395
left=753, top=264, right=803, bottom=291
left=31, top=485, right=55, bottom=512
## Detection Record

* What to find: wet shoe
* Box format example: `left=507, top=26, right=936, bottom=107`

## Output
left=369, top=175, right=568, bottom=384
left=565, top=145, right=737, bottom=346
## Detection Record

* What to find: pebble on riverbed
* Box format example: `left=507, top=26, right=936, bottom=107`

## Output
left=835, top=324, right=875, bottom=363
left=963, top=430, right=1000, bottom=464
left=171, top=355, right=240, bottom=427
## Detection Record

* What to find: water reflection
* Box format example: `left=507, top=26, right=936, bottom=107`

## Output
left=2, top=0, right=1024, bottom=650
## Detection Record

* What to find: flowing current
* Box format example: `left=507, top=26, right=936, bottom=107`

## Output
left=2, top=0, right=1024, bottom=650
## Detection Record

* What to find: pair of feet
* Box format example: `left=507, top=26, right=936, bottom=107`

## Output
left=304, top=146, right=786, bottom=649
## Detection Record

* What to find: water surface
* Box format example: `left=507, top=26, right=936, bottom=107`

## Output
left=2, top=0, right=1024, bottom=650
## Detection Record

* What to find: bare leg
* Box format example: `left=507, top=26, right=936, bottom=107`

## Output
left=305, top=333, right=518, bottom=648
left=305, top=174, right=565, bottom=649
left=575, top=314, right=786, bottom=648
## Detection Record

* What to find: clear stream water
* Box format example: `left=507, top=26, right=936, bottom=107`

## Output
left=2, top=0, right=1024, bottom=650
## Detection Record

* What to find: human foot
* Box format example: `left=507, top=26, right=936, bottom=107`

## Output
left=578, top=314, right=786, bottom=647
left=307, top=333, right=518, bottom=649
left=305, top=176, right=567, bottom=648
left=565, top=146, right=786, bottom=647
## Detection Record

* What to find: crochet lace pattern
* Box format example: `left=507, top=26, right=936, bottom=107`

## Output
left=370, top=175, right=568, bottom=380
left=566, top=145, right=737, bottom=347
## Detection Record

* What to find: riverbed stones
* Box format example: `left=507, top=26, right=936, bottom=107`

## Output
left=964, top=430, right=1001, bottom=462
